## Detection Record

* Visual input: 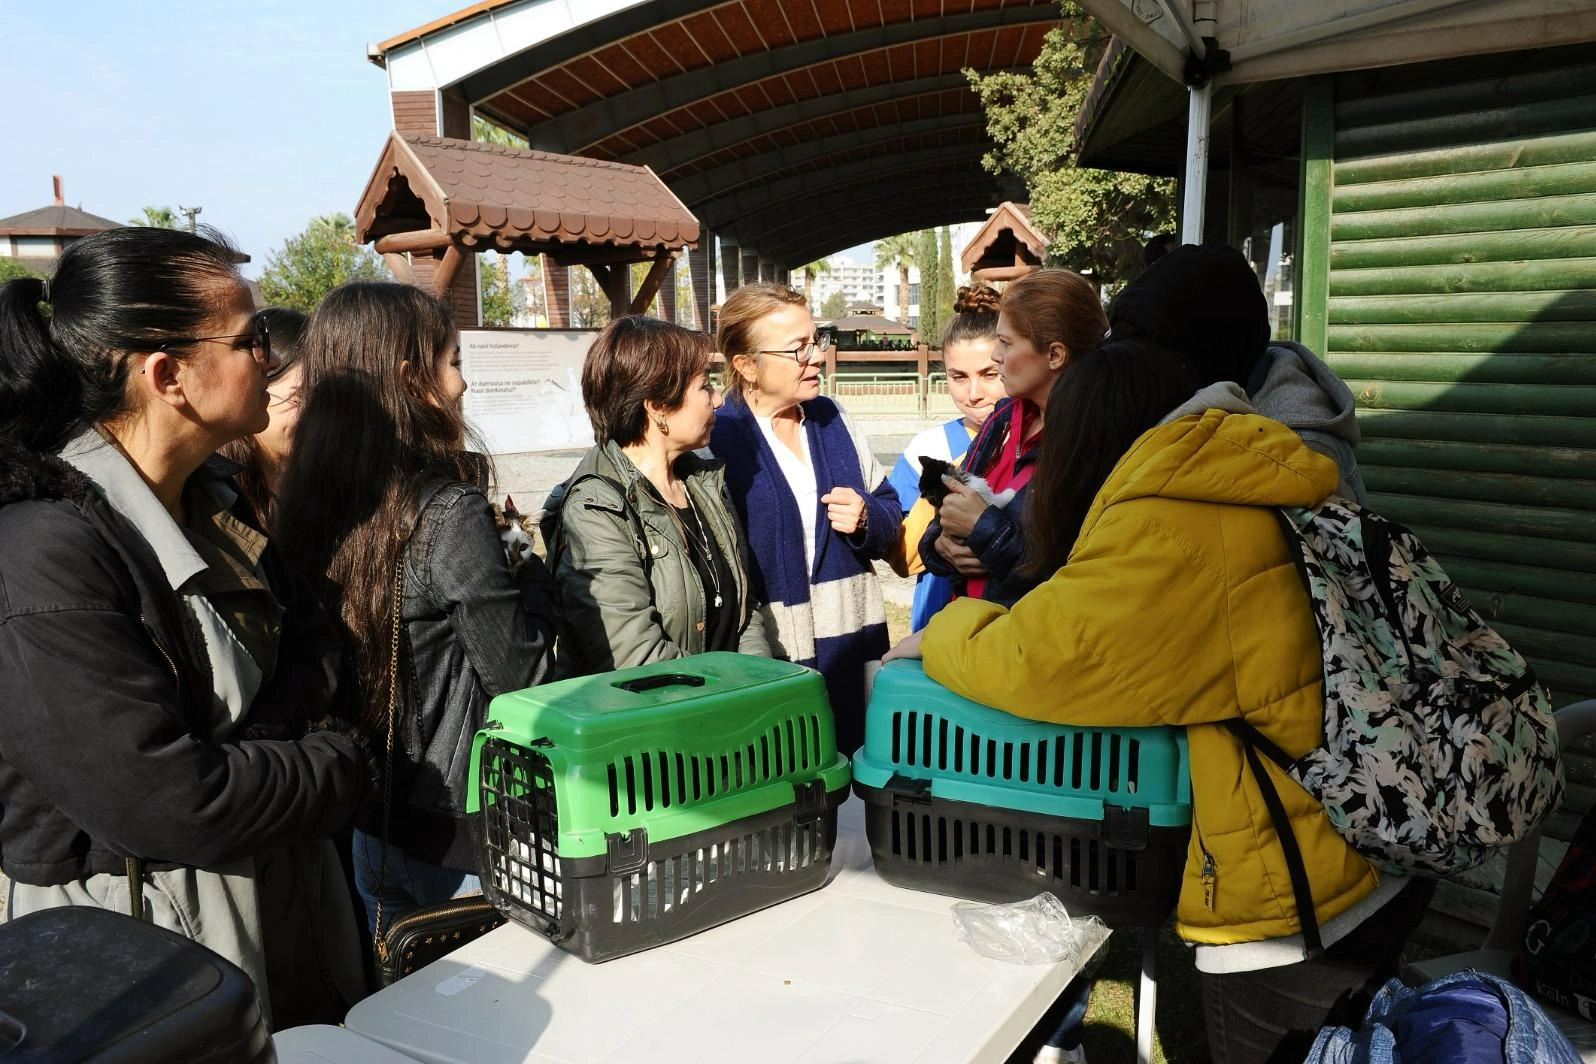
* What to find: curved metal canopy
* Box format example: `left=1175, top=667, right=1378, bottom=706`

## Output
left=372, top=0, right=1053, bottom=270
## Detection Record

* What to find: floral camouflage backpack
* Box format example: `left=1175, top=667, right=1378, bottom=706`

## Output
left=1228, top=499, right=1563, bottom=955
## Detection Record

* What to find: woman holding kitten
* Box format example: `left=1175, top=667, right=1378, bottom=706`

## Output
left=274, top=282, right=557, bottom=935
left=543, top=315, right=771, bottom=677
left=886, top=283, right=1005, bottom=631
left=919, top=269, right=1105, bottom=608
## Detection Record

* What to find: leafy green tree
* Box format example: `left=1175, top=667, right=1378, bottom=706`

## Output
left=873, top=234, right=915, bottom=322
left=915, top=228, right=941, bottom=342
left=819, top=290, right=848, bottom=319
left=967, top=12, right=1176, bottom=286
left=0, top=259, right=41, bottom=284
left=937, top=226, right=956, bottom=340
left=128, top=206, right=179, bottom=229
left=259, top=212, right=389, bottom=312
left=472, top=114, right=529, bottom=149
left=480, top=251, right=527, bottom=326
left=570, top=266, right=609, bottom=328
left=798, top=257, right=832, bottom=313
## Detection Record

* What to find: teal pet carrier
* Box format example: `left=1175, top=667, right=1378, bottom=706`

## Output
left=854, top=660, right=1191, bottom=925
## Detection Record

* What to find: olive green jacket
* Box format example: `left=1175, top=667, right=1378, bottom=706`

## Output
left=542, top=441, right=771, bottom=678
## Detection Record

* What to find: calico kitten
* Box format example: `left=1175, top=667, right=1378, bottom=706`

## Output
left=918, top=455, right=1016, bottom=511
left=492, top=495, right=537, bottom=572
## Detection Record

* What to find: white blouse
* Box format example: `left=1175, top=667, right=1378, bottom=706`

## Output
left=755, top=411, right=818, bottom=576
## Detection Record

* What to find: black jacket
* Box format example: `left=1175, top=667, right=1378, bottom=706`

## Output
left=365, top=479, right=556, bottom=870
left=0, top=435, right=368, bottom=885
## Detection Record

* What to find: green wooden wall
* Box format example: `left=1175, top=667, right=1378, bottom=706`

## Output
left=1296, top=48, right=1596, bottom=936
left=1299, top=50, right=1596, bottom=713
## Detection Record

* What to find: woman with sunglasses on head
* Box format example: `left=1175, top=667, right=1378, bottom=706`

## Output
left=544, top=316, right=770, bottom=677
left=273, top=282, right=557, bottom=938
left=0, top=227, right=371, bottom=1028
left=709, top=282, right=903, bottom=757
left=218, top=306, right=307, bottom=527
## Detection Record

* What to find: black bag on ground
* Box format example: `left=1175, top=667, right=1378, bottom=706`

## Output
left=0, top=906, right=272, bottom=1062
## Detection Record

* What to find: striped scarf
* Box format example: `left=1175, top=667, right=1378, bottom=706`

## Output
left=711, top=396, right=902, bottom=755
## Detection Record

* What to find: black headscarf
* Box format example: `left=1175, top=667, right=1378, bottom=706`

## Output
left=1108, top=242, right=1272, bottom=388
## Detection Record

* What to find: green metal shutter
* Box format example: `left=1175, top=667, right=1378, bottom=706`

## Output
left=1301, top=50, right=1596, bottom=712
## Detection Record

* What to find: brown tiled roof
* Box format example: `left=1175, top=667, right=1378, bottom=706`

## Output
left=0, top=204, right=122, bottom=236
left=960, top=201, right=1049, bottom=272
left=829, top=313, right=912, bottom=335
left=354, top=133, right=699, bottom=251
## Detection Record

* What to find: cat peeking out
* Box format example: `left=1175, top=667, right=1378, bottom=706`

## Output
left=492, top=495, right=537, bottom=573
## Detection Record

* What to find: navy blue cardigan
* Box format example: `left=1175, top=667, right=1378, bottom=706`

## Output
left=710, top=397, right=901, bottom=756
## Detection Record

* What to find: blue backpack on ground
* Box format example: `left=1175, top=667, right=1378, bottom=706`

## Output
left=1229, top=499, right=1563, bottom=954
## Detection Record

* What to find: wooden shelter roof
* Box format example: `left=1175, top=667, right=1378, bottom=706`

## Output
left=369, top=0, right=1048, bottom=268
left=354, top=132, right=699, bottom=254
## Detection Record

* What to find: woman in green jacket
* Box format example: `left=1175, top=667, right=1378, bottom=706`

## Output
left=544, top=316, right=771, bottom=676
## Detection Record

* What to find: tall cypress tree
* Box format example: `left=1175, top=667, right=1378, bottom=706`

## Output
left=915, top=227, right=941, bottom=344
left=937, top=226, right=956, bottom=335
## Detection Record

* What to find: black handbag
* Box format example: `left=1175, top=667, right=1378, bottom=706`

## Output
left=375, top=894, right=505, bottom=987
left=372, top=563, right=505, bottom=988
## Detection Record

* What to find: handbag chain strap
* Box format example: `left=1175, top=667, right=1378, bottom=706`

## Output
left=372, top=561, right=405, bottom=963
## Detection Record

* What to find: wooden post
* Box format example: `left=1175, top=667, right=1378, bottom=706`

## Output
left=630, top=253, right=676, bottom=316
left=381, top=252, right=417, bottom=285
left=429, top=245, right=466, bottom=297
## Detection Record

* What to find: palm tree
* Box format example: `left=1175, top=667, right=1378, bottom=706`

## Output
left=874, top=233, right=916, bottom=324
left=799, top=257, right=832, bottom=313
left=309, top=213, right=357, bottom=243
left=128, top=206, right=179, bottom=229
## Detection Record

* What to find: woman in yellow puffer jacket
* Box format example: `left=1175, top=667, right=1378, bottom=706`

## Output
left=887, top=340, right=1433, bottom=1064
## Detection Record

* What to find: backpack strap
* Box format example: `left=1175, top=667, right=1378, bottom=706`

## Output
left=546, top=473, right=653, bottom=579
left=1224, top=718, right=1325, bottom=959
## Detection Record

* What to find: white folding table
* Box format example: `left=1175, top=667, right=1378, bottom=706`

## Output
left=345, top=797, right=1153, bottom=1064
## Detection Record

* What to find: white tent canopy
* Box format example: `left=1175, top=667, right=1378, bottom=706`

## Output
left=1073, top=0, right=1596, bottom=240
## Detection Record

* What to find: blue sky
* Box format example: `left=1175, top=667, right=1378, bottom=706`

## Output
left=1, top=1, right=888, bottom=277
left=1, top=1, right=447, bottom=277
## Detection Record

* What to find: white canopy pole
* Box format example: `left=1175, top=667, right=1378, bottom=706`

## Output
left=1180, top=79, right=1213, bottom=244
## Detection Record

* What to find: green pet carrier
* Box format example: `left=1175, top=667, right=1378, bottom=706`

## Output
left=468, top=653, right=851, bottom=962
left=853, top=660, right=1191, bottom=926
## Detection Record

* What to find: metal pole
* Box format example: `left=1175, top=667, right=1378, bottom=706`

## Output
left=1180, top=79, right=1213, bottom=244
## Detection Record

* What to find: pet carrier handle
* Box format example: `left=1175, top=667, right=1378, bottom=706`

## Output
left=614, top=673, right=707, bottom=693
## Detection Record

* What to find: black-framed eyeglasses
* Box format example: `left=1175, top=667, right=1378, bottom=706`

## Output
left=753, top=339, right=823, bottom=365
left=159, top=313, right=272, bottom=365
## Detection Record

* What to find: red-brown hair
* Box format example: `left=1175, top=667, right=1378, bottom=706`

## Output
left=998, top=269, right=1106, bottom=359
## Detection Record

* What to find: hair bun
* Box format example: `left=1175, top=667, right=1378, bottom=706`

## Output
left=954, top=283, right=1000, bottom=317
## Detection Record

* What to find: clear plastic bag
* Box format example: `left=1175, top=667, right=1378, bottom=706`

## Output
left=952, top=892, right=1111, bottom=967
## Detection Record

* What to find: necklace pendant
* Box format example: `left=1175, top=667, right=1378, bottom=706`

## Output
left=714, top=593, right=723, bottom=608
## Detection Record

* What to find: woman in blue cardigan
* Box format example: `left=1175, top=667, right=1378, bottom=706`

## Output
left=710, top=282, right=902, bottom=757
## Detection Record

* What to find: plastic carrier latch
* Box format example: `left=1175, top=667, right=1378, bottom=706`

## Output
left=884, top=773, right=932, bottom=806
left=793, top=779, right=827, bottom=825
left=1103, top=805, right=1150, bottom=850
left=606, top=828, right=648, bottom=874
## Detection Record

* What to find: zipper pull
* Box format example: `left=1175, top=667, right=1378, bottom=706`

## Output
left=1201, top=853, right=1217, bottom=912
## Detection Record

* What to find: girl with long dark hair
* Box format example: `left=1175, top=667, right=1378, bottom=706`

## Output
left=218, top=306, right=308, bottom=526
left=274, top=282, right=556, bottom=933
